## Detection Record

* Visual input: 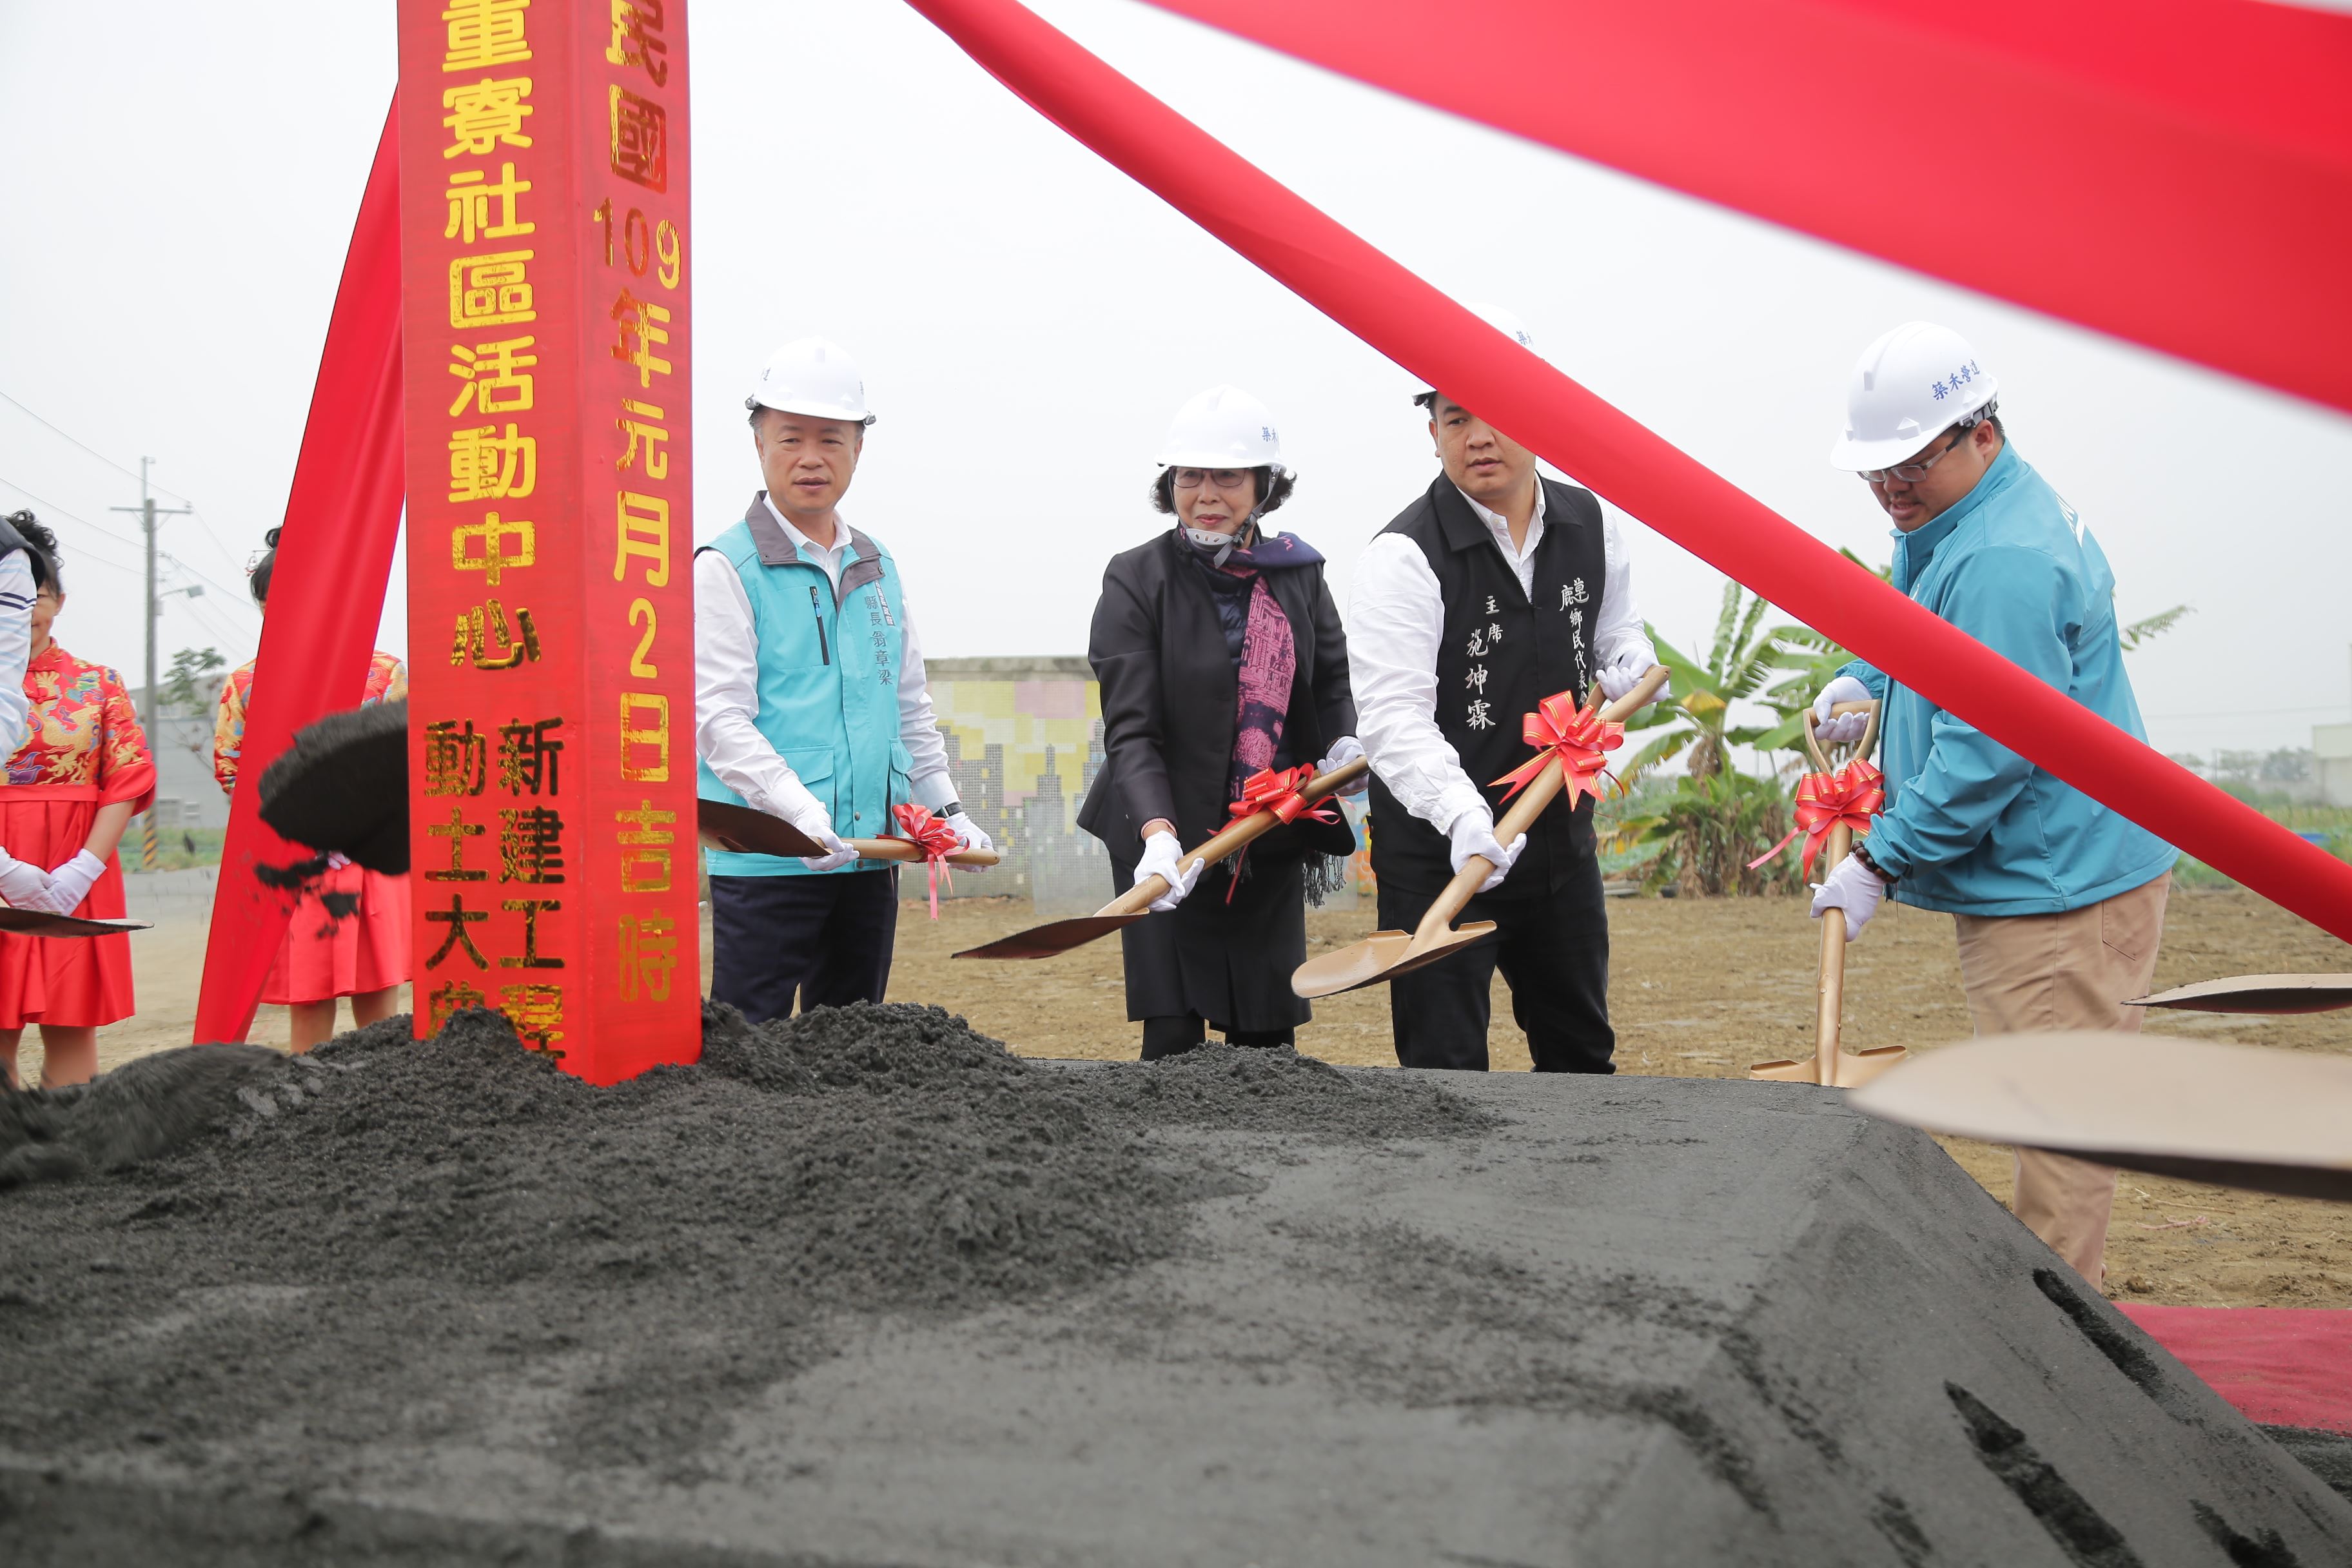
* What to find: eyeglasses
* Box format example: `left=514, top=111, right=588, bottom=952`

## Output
left=1171, top=467, right=1252, bottom=490
left=1859, top=426, right=1973, bottom=485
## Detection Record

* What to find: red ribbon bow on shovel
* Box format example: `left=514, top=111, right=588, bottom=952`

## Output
left=1747, top=760, right=1887, bottom=879
left=1490, top=691, right=1625, bottom=809
left=1219, top=763, right=1342, bottom=903
left=890, top=803, right=961, bottom=919
left=1227, top=763, right=1340, bottom=827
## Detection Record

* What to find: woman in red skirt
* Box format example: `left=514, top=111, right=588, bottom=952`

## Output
left=0, top=519, right=155, bottom=1089
left=213, top=530, right=411, bottom=1054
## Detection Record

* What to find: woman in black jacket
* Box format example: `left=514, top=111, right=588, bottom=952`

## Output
left=1077, top=386, right=1362, bottom=1059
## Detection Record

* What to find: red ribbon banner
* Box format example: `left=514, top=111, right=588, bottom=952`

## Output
left=1491, top=691, right=1623, bottom=810
left=1749, top=760, right=1888, bottom=881
left=1228, top=763, right=1339, bottom=828
left=890, top=803, right=961, bottom=919
left=901, top=0, right=2352, bottom=945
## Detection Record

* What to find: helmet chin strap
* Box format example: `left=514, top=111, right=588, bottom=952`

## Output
left=1182, top=513, right=1259, bottom=566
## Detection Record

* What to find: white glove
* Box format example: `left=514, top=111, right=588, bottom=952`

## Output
left=797, top=823, right=857, bottom=874
left=1597, top=656, right=1658, bottom=705
left=763, top=776, right=856, bottom=873
left=1316, top=735, right=1369, bottom=796
left=945, top=810, right=992, bottom=872
left=1813, top=675, right=1874, bottom=745
left=25, top=849, right=104, bottom=916
left=1447, top=808, right=1527, bottom=895
left=0, top=848, right=57, bottom=910
left=1809, top=852, right=1885, bottom=942
left=1133, top=830, right=1203, bottom=912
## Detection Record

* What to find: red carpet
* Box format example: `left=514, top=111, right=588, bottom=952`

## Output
left=2120, top=1304, right=2352, bottom=1432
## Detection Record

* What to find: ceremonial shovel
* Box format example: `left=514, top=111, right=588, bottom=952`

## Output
left=0, top=908, right=148, bottom=937
left=1749, top=701, right=1908, bottom=1088
left=950, top=755, right=1369, bottom=961
left=695, top=798, right=1003, bottom=868
left=1289, top=665, right=1670, bottom=999
left=1850, top=1030, right=2352, bottom=1202
left=2126, top=972, right=2352, bottom=1015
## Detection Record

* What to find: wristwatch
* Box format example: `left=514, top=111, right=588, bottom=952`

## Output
left=938, top=801, right=964, bottom=819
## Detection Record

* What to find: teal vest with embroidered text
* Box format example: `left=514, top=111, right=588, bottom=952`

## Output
left=696, top=496, right=912, bottom=877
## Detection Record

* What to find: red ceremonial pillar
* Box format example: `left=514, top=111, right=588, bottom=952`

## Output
left=394, top=0, right=700, bottom=1082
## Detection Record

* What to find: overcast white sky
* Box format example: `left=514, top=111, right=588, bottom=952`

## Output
left=5, top=0, right=2347, bottom=763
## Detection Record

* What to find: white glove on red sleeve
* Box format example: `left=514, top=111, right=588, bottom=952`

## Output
left=1315, top=735, right=1369, bottom=796
left=19, top=849, right=104, bottom=916
left=0, top=848, right=57, bottom=910
left=1447, top=807, right=1526, bottom=895
left=945, top=810, right=992, bottom=871
left=1809, top=852, right=1885, bottom=942
left=1133, top=830, right=1202, bottom=912
left=1812, top=675, right=1874, bottom=745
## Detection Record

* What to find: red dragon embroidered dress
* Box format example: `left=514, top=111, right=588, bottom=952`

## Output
left=0, top=643, right=156, bottom=1026
left=213, top=650, right=412, bottom=1005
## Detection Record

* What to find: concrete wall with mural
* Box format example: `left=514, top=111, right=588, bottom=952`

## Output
left=926, top=656, right=1371, bottom=916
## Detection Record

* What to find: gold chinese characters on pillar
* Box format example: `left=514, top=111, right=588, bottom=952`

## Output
left=397, top=0, right=697, bottom=1081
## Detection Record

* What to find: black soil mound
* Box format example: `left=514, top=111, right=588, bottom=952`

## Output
left=0, top=1003, right=1480, bottom=1479
left=0, top=1044, right=282, bottom=1190
left=256, top=699, right=408, bottom=872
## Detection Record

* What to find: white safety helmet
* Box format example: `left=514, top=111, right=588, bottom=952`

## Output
left=1415, top=300, right=1540, bottom=407
left=1830, top=322, right=1997, bottom=470
left=1156, top=384, right=1284, bottom=474
left=745, top=336, right=876, bottom=426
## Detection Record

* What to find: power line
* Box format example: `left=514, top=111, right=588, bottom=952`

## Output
left=0, top=474, right=257, bottom=611
left=0, top=388, right=198, bottom=505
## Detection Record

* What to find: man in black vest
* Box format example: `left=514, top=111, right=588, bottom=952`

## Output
left=1350, top=307, right=1659, bottom=1072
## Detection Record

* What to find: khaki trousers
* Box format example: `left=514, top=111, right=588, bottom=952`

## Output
left=1950, top=872, right=2171, bottom=1283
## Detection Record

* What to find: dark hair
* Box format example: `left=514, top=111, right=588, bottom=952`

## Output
left=1148, top=466, right=1295, bottom=518
left=5, top=511, right=62, bottom=594
left=250, top=526, right=282, bottom=607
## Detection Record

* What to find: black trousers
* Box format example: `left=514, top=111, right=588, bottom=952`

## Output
left=1139, top=1014, right=1295, bottom=1061
left=709, top=868, right=897, bottom=1024
left=1377, top=853, right=1614, bottom=1073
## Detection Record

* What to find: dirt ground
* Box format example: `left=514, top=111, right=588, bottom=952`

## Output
left=21, top=881, right=2349, bottom=1311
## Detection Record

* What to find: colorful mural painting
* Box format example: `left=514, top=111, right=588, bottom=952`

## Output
left=926, top=656, right=1369, bottom=916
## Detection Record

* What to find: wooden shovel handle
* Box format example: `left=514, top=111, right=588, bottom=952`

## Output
left=1411, top=665, right=1671, bottom=944
left=850, top=839, right=1002, bottom=868
left=1802, top=700, right=1882, bottom=774
left=1099, top=754, right=1373, bottom=917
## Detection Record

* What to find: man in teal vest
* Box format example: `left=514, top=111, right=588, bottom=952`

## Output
left=693, top=337, right=989, bottom=1021
left=1808, top=322, right=2176, bottom=1284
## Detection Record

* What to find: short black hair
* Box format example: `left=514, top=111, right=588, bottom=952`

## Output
left=1148, top=466, right=1295, bottom=518
left=250, top=526, right=282, bottom=607
left=5, top=511, right=62, bottom=594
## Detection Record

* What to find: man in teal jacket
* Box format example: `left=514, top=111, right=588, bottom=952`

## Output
left=1810, top=322, right=2176, bottom=1282
left=693, top=337, right=990, bottom=1021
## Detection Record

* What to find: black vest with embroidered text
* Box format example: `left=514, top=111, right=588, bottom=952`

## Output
left=1367, top=476, right=1609, bottom=897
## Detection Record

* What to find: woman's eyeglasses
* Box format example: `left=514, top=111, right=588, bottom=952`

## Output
left=1171, top=468, right=1252, bottom=490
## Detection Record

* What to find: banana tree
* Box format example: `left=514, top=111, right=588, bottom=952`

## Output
left=1622, top=581, right=1807, bottom=781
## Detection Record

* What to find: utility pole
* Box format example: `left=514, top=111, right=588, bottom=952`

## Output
left=111, top=458, right=190, bottom=872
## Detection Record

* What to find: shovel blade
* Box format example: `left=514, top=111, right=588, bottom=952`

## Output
left=0, top=909, right=149, bottom=938
left=953, top=912, right=1147, bottom=961
left=1747, top=1045, right=1910, bottom=1088
left=2127, top=972, right=2352, bottom=1016
left=1290, top=921, right=1498, bottom=999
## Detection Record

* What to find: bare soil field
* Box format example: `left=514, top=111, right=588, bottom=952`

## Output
left=23, top=881, right=2349, bottom=1311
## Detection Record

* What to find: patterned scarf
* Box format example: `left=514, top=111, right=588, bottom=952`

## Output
left=1179, top=527, right=1324, bottom=800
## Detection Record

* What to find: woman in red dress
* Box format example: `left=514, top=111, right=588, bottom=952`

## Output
left=213, top=529, right=411, bottom=1053
left=0, top=520, right=155, bottom=1090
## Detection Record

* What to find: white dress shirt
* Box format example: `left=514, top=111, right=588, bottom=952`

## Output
left=694, top=496, right=957, bottom=830
left=0, top=551, right=32, bottom=755
left=1351, top=478, right=1656, bottom=835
